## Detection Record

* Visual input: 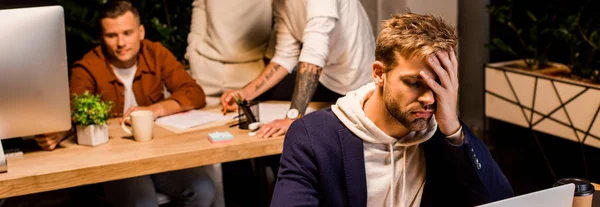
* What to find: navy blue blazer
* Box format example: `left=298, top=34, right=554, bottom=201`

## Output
left=271, top=108, right=513, bottom=206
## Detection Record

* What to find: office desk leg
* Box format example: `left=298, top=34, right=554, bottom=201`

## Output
left=0, top=140, right=6, bottom=173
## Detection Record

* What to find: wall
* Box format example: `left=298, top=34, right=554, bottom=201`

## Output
left=457, top=0, right=489, bottom=137
left=360, top=0, right=458, bottom=36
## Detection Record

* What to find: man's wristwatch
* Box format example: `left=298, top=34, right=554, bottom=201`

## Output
left=286, top=108, right=302, bottom=120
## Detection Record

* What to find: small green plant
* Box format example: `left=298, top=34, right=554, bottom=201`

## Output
left=72, top=91, right=113, bottom=126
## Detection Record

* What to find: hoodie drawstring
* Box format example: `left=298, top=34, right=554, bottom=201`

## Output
left=389, top=142, right=409, bottom=207
left=389, top=142, right=395, bottom=207
left=402, top=149, right=407, bottom=207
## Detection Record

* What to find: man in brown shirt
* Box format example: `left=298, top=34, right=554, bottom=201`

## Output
left=71, top=35, right=206, bottom=117
left=70, top=13, right=205, bottom=119
left=35, top=1, right=214, bottom=206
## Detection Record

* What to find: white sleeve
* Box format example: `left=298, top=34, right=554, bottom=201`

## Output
left=270, top=9, right=301, bottom=73
left=307, top=0, right=339, bottom=19
left=264, top=23, right=277, bottom=60
left=185, top=0, right=206, bottom=60
left=298, top=17, right=337, bottom=67
left=298, top=0, right=339, bottom=67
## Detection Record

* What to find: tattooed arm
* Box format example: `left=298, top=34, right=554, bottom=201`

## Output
left=290, top=62, right=323, bottom=115
left=256, top=61, right=323, bottom=138
left=221, top=62, right=288, bottom=109
left=245, top=62, right=289, bottom=100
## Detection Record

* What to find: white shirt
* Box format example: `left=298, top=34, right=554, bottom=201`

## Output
left=112, top=64, right=138, bottom=114
left=271, top=0, right=375, bottom=95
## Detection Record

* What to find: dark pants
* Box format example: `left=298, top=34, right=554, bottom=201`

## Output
left=103, top=166, right=215, bottom=207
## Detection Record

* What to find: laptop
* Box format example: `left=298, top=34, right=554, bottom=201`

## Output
left=478, top=184, right=575, bottom=207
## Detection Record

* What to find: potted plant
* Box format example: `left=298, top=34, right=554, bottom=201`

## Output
left=72, top=91, right=113, bottom=146
left=485, top=0, right=600, bottom=150
left=556, top=5, right=600, bottom=84
left=486, top=0, right=571, bottom=74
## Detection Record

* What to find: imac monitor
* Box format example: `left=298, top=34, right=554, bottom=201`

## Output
left=0, top=6, right=71, bottom=171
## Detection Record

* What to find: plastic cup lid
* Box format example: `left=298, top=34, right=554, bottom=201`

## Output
left=554, top=177, right=595, bottom=196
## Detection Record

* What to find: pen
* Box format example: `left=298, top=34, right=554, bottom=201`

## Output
left=223, top=93, right=233, bottom=115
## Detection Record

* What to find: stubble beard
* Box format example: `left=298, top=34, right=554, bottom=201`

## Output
left=383, top=91, right=435, bottom=131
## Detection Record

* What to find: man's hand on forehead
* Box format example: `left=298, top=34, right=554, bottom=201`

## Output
left=419, top=48, right=461, bottom=137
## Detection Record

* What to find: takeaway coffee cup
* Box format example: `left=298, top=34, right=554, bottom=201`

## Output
left=554, top=178, right=595, bottom=207
left=121, top=110, right=154, bottom=142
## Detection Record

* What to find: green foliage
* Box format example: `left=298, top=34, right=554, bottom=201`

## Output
left=486, top=0, right=555, bottom=70
left=555, top=3, right=600, bottom=81
left=71, top=91, right=113, bottom=126
left=136, top=0, right=193, bottom=62
left=59, top=0, right=193, bottom=62
left=487, top=0, right=600, bottom=83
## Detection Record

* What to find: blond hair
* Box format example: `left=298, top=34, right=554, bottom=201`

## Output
left=376, top=13, right=457, bottom=72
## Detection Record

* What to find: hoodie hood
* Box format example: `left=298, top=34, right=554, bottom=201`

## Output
left=332, top=82, right=437, bottom=207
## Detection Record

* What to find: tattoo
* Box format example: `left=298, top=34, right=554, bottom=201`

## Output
left=255, top=64, right=281, bottom=91
left=290, top=62, right=323, bottom=115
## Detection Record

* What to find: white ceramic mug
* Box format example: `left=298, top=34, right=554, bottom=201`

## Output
left=121, top=110, right=154, bottom=142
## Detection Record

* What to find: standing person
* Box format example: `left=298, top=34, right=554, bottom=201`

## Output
left=185, top=0, right=275, bottom=206
left=271, top=13, right=514, bottom=206
left=186, top=0, right=274, bottom=99
left=220, top=0, right=376, bottom=138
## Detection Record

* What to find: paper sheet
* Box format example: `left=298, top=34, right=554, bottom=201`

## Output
left=155, top=110, right=235, bottom=130
left=258, top=103, right=317, bottom=123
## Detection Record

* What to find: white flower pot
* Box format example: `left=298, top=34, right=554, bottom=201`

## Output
left=485, top=60, right=600, bottom=149
left=76, top=124, right=109, bottom=146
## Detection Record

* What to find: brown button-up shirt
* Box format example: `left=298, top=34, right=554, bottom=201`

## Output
left=70, top=39, right=206, bottom=116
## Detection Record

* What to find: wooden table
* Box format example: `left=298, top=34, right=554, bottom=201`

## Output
left=0, top=102, right=331, bottom=199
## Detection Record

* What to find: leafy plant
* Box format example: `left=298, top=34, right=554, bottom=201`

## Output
left=555, top=2, right=600, bottom=82
left=136, top=0, right=193, bottom=63
left=72, top=91, right=113, bottom=126
left=486, top=0, right=559, bottom=70
left=487, top=0, right=600, bottom=83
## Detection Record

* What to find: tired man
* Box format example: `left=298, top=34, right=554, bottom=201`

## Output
left=271, top=13, right=513, bottom=206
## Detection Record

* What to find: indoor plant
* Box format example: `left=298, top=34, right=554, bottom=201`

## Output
left=555, top=4, right=600, bottom=84
left=72, top=91, right=113, bottom=146
left=485, top=0, right=600, bottom=150
left=486, top=0, right=571, bottom=74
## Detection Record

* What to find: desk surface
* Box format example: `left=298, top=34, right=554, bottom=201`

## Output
left=0, top=101, right=331, bottom=199
left=594, top=183, right=600, bottom=207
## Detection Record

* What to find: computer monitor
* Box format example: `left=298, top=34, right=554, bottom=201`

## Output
left=0, top=6, right=71, bottom=172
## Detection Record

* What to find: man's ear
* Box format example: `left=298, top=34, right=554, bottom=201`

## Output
left=139, top=24, right=145, bottom=40
left=372, top=61, right=385, bottom=86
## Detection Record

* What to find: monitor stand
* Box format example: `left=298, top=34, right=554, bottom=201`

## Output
left=0, top=140, right=6, bottom=173
left=0, top=137, right=28, bottom=173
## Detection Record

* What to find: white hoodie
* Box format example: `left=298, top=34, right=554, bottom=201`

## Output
left=331, top=83, right=438, bottom=207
